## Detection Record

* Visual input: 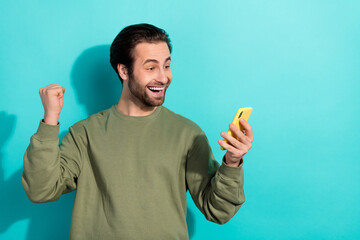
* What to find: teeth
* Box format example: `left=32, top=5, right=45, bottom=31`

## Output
left=148, top=87, right=164, bottom=91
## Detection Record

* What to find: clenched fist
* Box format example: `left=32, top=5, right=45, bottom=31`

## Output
left=39, top=83, right=65, bottom=125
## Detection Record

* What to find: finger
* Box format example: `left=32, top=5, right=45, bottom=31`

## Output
left=227, top=126, right=252, bottom=152
left=48, top=85, right=64, bottom=90
left=46, top=83, right=64, bottom=90
left=48, top=83, right=61, bottom=87
left=218, top=139, right=238, bottom=153
left=229, top=124, right=252, bottom=152
left=58, top=90, right=64, bottom=98
left=221, top=131, right=242, bottom=149
left=46, top=85, right=65, bottom=94
left=219, top=139, right=247, bottom=160
left=229, top=123, right=251, bottom=145
left=240, top=119, right=254, bottom=143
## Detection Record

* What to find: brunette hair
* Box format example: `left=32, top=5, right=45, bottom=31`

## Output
left=110, top=23, right=172, bottom=83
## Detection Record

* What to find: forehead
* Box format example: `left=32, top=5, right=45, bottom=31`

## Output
left=132, top=42, right=171, bottom=63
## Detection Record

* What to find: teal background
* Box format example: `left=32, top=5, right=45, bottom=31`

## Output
left=1, top=0, right=359, bottom=239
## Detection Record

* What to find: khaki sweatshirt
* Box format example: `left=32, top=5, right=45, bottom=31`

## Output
left=22, top=105, right=245, bottom=240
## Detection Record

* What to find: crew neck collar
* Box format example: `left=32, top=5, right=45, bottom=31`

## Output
left=111, top=104, right=163, bottom=121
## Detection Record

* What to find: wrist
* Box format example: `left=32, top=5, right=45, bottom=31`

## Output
left=223, top=155, right=242, bottom=167
left=43, top=114, right=59, bottom=125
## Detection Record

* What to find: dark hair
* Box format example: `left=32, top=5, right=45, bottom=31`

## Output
left=110, top=23, right=172, bottom=83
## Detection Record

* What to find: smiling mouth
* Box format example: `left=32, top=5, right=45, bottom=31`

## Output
left=147, top=86, right=165, bottom=93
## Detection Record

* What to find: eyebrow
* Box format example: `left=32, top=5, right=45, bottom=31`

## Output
left=143, top=56, right=171, bottom=65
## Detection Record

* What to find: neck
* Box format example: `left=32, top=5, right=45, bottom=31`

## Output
left=116, top=86, right=157, bottom=117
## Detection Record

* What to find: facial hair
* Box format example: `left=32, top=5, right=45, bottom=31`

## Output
left=128, top=75, right=168, bottom=107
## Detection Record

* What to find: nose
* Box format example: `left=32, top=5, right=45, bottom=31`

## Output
left=157, top=68, right=171, bottom=84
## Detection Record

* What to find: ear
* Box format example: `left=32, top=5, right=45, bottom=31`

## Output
left=117, top=64, right=129, bottom=81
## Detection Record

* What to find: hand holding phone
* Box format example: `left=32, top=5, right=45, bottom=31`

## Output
left=221, top=107, right=253, bottom=150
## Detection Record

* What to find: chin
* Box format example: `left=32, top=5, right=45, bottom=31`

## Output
left=143, top=92, right=166, bottom=107
left=145, top=99, right=165, bottom=107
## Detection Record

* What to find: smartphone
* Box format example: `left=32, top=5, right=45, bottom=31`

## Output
left=221, top=107, right=253, bottom=150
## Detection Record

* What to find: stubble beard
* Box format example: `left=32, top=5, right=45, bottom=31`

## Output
left=128, top=75, right=168, bottom=107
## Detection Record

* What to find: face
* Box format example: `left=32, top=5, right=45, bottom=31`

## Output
left=126, top=42, right=172, bottom=107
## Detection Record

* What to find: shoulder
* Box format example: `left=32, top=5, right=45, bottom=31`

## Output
left=160, top=106, right=203, bottom=134
left=69, top=106, right=112, bottom=132
left=161, top=107, right=212, bottom=154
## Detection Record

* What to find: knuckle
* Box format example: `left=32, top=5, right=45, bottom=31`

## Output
left=236, top=150, right=243, bottom=156
left=241, top=148, right=248, bottom=155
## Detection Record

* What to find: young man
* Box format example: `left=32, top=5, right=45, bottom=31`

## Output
left=22, top=23, right=254, bottom=239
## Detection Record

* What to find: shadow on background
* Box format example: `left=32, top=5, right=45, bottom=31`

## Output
left=71, top=44, right=122, bottom=116
left=0, top=45, right=196, bottom=239
left=0, top=112, right=74, bottom=239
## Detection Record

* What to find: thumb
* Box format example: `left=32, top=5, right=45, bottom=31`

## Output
left=56, top=87, right=65, bottom=98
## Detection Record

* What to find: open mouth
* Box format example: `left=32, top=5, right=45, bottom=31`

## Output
left=147, top=86, right=165, bottom=92
left=147, top=86, right=165, bottom=96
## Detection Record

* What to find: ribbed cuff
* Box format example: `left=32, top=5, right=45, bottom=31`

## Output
left=33, top=119, right=60, bottom=141
left=219, top=155, right=243, bottom=179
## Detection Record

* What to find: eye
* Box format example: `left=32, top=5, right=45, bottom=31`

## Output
left=164, top=65, right=171, bottom=69
left=147, top=67, right=154, bottom=71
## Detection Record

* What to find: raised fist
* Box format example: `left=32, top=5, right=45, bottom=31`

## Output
left=39, top=83, right=65, bottom=125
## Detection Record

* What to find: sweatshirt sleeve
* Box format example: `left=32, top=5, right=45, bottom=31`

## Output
left=185, top=131, right=245, bottom=224
left=22, top=120, right=84, bottom=203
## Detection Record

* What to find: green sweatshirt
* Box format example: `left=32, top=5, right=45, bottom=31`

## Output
left=22, top=105, right=245, bottom=240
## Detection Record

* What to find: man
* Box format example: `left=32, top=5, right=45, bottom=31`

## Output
left=22, top=23, right=254, bottom=239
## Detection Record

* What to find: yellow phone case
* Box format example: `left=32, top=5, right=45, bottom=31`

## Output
left=221, top=107, right=253, bottom=150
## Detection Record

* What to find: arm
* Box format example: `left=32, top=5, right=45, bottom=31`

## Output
left=185, top=131, right=245, bottom=224
left=186, top=119, right=253, bottom=224
left=22, top=120, right=83, bottom=203
left=22, top=83, right=83, bottom=203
